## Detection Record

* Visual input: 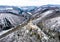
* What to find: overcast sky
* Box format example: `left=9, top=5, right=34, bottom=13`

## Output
left=0, top=0, right=60, bottom=6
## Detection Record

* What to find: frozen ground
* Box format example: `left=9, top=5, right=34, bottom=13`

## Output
left=0, top=5, right=60, bottom=42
